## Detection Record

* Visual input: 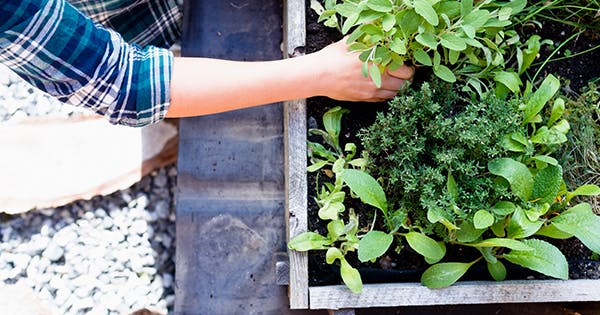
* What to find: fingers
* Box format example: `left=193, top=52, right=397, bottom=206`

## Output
left=388, top=65, right=415, bottom=80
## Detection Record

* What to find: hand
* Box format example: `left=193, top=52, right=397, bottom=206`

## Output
left=311, top=38, right=415, bottom=102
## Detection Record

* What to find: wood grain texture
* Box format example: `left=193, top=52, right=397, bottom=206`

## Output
left=284, top=0, right=309, bottom=309
left=309, top=279, right=600, bottom=310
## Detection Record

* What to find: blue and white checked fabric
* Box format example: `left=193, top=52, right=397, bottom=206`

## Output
left=0, top=0, right=182, bottom=127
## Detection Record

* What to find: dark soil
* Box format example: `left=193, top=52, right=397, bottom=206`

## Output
left=305, top=2, right=600, bottom=287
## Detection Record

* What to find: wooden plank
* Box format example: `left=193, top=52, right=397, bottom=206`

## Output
left=309, top=279, right=600, bottom=310
left=283, top=0, right=309, bottom=309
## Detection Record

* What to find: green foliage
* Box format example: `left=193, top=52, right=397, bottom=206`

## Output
left=312, top=0, right=539, bottom=95
left=359, top=78, right=521, bottom=234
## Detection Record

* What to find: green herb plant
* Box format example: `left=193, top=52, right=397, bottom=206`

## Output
left=311, top=0, right=542, bottom=97
left=288, top=106, right=395, bottom=293
left=357, top=75, right=600, bottom=289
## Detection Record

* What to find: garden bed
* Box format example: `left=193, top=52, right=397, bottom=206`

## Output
left=284, top=0, right=600, bottom=310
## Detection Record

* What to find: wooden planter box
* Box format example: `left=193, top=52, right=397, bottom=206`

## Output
left=283, top=0, right=600, bottom=311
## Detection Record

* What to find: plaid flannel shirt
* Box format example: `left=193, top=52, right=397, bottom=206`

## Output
left=0, top=0, right=182, bottom=127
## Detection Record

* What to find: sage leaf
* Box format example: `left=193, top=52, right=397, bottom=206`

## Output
left=552, top=203, right=600, bottom=253
left=288, top=232, right=331, bottom=251
left=531, top=165, right=562, bottom=205
left=369, top=64, right=382, bottom=88
left=433, top=64, right=456, bottom=83
left=340, top=258, right=363, bottom=293
left=414, top=0, right=439, bottom=26
left=532, top=155, right=558, bottom=166
left=358, top=231, right=394, bottom=262
left=504, top=239, right=568, bottom=280
left=307, top=159, right=329, bottom=172
left=473, top=210, right=494, bottom=229
left=440, top=33, right=467, bottom=51
left=487, top=260, right=507, bottom=281
left=421, top=262, right=474, bottom=288
left=523, top=74, right=560, bottom=124
left=469, top=238, right=532, bottom=251
left=323, top=106, right=349, bottom=148
left=366, top=0, right=393, bottom=13
left=416, top=32, right=438, bottom=49
left=405, top=232, right=445, bottom=262
left=488, top=158, right=533, bottom=202
left=340, top=169, right=387, bottom=212
left=414, top=48, right=432, bottom=66
left=447, top=173, right=459, bottom=201
left=327, top=220, right=346, bottom=240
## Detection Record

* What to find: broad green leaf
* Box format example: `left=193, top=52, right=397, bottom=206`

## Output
left=288, top=232, right=331, bottom=251
left=462, top=10, right=489, bottom=29
left=456, top=220, right=485, bottom=243
left=366, top=0, right=393, bottom=12
left=421, top=262, right=474, bottom=288
left=552, top=203, right=600, bottom=253
left=307, top=159, right=329, bottom=172
left=488, top=158, right=533, bottom=202
left=340, top=258, right=363, bottom=293
left=327, top=220, right=346, bottom=240
left=473, top=210, right=495, bottom=229
left=440, top=33, right=467, bottom=51
left=382, top=13, right=396, bottom=31
left=340, top=169, right=387, bottom=212
left=413, top=48, right=432, bottom=66
left=536, top=224, right=573, bottom=239
left=416, top=32, right=438, bottom=49
left=523, top=75, right=560, bottom=124
left=427, top=207, right=459, bottom=230
left=405, top=232, right=445, bottom=262
left=502, top=0, right=527, bottom=15
left=323, top=106, right=349, bottom=147
left=548, top=98, right=565, bottom=127
left=433, top=65, right=456, bottom=83
left=460, top=0, right=473, bottom=17
left=490, top=219, right=506, bottom=237
left=334, top=3, right=359, bottom=17
left=532, top=155, right=558, bottom=166
left=369, top=64, right=382, bottom=88
left=507, top=207, right=543, bottom=239
left=494, top=71, right=521, bottom=94
left=504, top=238, right=568, bottom=280
left=318, top=201, right=345, bottom=220
left=492, top=201, right=516, bottom=216
left=566, top=185, right=600, bottom=202
left=487, top=260, right=507, bottom=281
left=358, top=231, right=394, bottom=262
left=326, top=247, right=344, bottom=264
left=390, top=37, right=407, bottom=55
left=341, top=12, right=360, bottom=34
left=530, top=126, right=567, bottom=145
left=414, top=0, right=439, bottom=26
left=501, top=134, right=526, bottom=152
left=470, top=238, right=532, bottom=251
left=531, top=165, right=562, bottom=205
left=399, top=10, right=421, bottom=35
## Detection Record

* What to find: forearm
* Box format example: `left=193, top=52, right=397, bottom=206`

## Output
left=167, top=54, right=325, bottom=117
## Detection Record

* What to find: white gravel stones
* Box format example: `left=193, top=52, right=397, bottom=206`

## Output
left=0, top=166, right=177, bottom=315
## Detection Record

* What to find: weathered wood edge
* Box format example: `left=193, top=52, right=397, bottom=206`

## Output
left=309, top=279, right=600, bottom=310
left=283, top=0, right=309, bottom=310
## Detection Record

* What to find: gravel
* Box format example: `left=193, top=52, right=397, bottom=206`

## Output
left=0, top=64, right=177, bottom=314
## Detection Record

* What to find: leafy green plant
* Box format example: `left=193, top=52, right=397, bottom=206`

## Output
left=289, top=107, right=395, bottom=293
left=358, top=75, right=600, bottom=288
left=311, top=0, right=541, bottom=96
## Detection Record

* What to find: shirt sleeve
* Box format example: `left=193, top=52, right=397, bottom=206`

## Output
left=0, top=0, right=172, bottom=127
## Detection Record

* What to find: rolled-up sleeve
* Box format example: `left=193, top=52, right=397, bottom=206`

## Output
left=0, top=0, right=172, bottom=127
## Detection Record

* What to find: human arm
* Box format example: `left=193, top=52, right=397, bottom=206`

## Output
left=167, top=41, right=415, bottom=117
